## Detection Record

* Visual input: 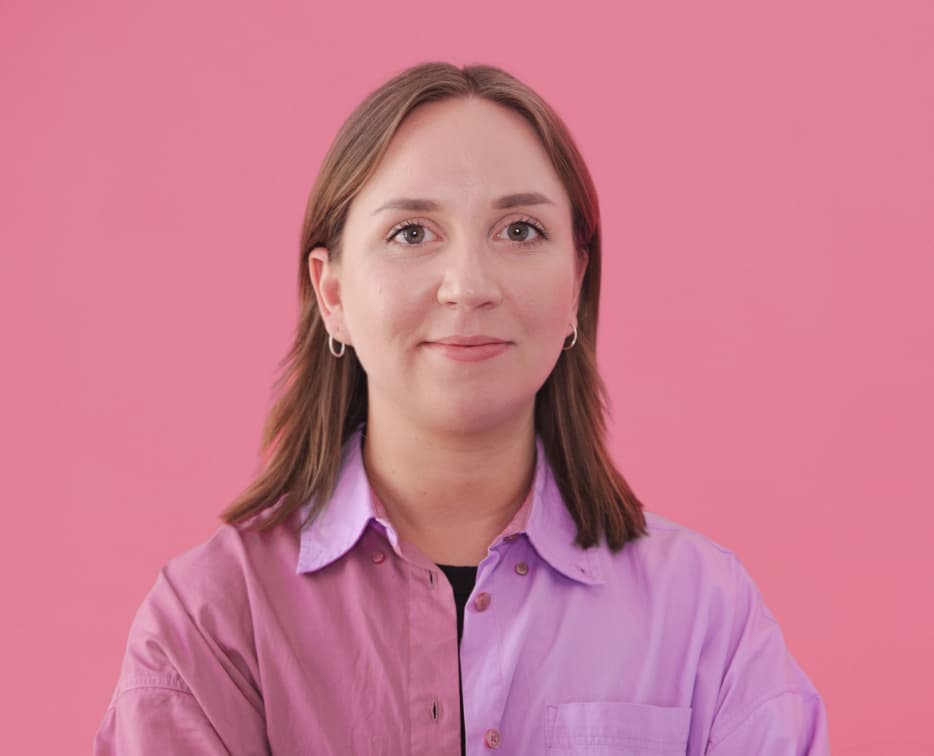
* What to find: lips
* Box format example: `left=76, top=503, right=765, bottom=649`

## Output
left=428, top=335, right=507, bottom=346
left=422, top=338, right=511, bottom=362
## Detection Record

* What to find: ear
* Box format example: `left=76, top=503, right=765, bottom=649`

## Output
left=307, top=246, right=350, bottom=344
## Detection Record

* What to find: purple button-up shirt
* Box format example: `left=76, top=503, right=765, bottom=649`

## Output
left=94, top=426, right=830, bottom=754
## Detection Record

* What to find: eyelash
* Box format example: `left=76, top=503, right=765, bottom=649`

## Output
left=385, top=216, right=549, bottom=249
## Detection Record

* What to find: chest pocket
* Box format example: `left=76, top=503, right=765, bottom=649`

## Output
left=545, top=701, right=692, bottom=755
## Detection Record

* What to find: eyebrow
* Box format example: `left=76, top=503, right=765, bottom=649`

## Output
left=371, top=192, right=555, bottom=215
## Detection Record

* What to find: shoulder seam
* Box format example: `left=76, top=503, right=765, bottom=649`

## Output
left=708, top=687, right=821, bottom=746
left=644, top=513, right=739, bottom=558
left=117, top=673, right=194, bottom=696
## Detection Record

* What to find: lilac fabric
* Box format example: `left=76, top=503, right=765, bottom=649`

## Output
left=94, top=426, right=830, bottom=754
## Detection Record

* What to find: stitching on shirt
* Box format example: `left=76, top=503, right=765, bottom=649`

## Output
left=708, top=688, right=820, bottom=746
left=645, top=512, right=738, bottom=558
left=118, top=673, right=193, bottom=696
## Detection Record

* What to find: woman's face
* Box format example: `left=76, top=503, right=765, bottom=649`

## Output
left=309, top=97, right=587, bottom=437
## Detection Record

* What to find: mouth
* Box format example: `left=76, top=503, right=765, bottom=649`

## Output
left=422, top=338, right=511, bottom=362
left=427, top=335, right=508, bottom=347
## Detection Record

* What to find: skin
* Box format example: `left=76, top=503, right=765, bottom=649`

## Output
left=308, top=97, right=587, bottom=566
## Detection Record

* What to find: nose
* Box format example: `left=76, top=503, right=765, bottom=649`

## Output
left=435, top=242, right=504, bottom=310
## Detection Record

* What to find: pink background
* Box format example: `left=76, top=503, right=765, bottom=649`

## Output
left=2, top=1, right=931, bottom=753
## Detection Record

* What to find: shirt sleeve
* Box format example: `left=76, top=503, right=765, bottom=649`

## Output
left=92, top=565, right=270, bottom=755
left=704, top=553, right=831, bottom=755
left=93, top=675, right=231, bottom=755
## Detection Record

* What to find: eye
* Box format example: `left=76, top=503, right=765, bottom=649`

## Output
left=498, top=220, right=547, bottom=246
left=387, top=222, right=438, bottom=246
left=496, top=216, right=550, bottom=249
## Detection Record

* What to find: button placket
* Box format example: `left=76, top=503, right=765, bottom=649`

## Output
left=462, top=561, right=511, bottom=755
left=399, top=550, right=460, bottom=755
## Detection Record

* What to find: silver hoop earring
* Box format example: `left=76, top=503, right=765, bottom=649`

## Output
left=562, top=323, right=578, bottom=351
left=328, top=333, right=346, bottom=358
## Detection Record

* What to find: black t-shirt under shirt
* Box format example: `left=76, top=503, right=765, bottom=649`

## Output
left=435, top=563, right=478, bottom=756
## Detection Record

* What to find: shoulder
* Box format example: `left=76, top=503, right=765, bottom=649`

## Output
left=123, top=509, right=301, bottom=670
left=616, top=515, right=827, bottom=749
left=159, top=508, right=301, bottom=601
left=99, top=516, right=283, bottom=750
left=606, top=509, right=770, bottom=619
left=629, top=509, right=743, bottom=573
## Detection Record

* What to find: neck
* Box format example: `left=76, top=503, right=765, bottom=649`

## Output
left=361, top=405, right=537, bottom=566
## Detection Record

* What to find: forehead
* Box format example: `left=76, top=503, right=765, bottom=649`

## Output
left=354, top=97, right=569, bottom=213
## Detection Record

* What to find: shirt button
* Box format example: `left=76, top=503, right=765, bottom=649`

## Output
left=484, top=728, right=502, bottom=748
left=370, top=550, right=386, bottom=564
left=473, top=592, right=491, bottom=612
left=514, top=561, right=529, bottom=576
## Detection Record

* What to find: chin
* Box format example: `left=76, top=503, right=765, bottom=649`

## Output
left=422, top=394, right=532, bottom=436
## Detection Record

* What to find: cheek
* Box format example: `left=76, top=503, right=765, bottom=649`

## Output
left=516, top=268, right=576, bottom=336
left=343, top=263, right=427, bottom=346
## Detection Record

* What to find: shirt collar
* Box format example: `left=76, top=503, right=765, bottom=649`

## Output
left=521, top=436, right=606, bottom=585
left=295, top=426, right=381, bottom=574
left=296, top=425, right=605, bottom=585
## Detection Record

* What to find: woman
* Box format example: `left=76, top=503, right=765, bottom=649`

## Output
left=94, top=62, right=830, bottom=755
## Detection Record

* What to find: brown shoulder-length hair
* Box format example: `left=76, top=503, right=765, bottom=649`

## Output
left=219, top=61, right=648, bottom=552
